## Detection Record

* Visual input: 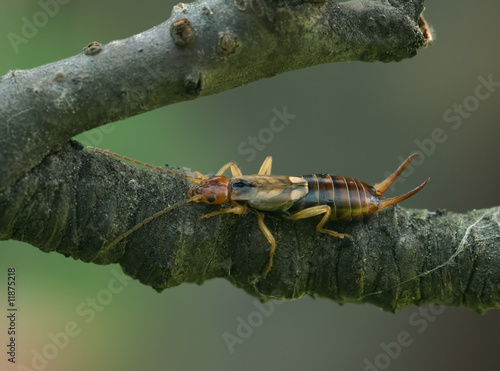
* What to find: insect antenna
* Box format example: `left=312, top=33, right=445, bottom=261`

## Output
left=88, top=146, right=206, bottom=253
left=101, top=195, right=203, bottom=252
left=87, top=146, right=206, bottom=183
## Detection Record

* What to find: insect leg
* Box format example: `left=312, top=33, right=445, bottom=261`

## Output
left=255, top=211, right=276, bottom=278
left=198, top=201, right=247, bottom=220
left=216, top=162, right=243, bottom=176
left=257, top=156, right=273, bottom=175
left=290, top=205, right=352, bottom=239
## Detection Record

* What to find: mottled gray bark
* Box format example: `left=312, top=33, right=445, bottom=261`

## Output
left=4, top=0, right=481, bottom=314
left=0, top=0, right=431, bottom=192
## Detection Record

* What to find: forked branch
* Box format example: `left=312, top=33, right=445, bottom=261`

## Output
left=0, top=0, right=479, bottom=314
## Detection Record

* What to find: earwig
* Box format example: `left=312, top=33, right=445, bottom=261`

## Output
left=89, top=147, right=429, bottom=278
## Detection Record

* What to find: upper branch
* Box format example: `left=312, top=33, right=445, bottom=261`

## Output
left=0, top=0, right=431, bottom=191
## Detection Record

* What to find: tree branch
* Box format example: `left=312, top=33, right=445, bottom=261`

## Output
left=2, top=141, right=499, bottom=314
left=0, top=0, right=431, bottom=191
left=0, top=0, right=467, bottom=313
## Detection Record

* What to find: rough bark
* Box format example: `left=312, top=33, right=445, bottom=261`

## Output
left=4, top=0, right=484, bottom=314
left=1, top=141, right=499, bottom=314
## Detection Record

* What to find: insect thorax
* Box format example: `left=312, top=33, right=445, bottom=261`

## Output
left=230, top=175, right=308, bottom=212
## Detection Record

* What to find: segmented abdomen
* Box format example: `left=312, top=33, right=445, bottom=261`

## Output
left=289, top=175, right=380, bottom=221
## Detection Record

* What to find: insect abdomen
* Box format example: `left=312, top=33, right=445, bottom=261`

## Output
left=289, top=175, right=380, bottom=221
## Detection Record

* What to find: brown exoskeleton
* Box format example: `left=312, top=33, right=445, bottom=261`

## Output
left=89, top=148, right=428, bottom=277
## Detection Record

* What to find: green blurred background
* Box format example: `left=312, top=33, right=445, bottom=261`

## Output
left=1, top=1, right=500, bottom=370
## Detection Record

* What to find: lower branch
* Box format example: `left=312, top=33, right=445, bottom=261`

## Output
left=1, top=141, right=499, bottom=314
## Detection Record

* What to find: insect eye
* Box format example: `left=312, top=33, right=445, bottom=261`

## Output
left=207, top=195, right=216, bottom=203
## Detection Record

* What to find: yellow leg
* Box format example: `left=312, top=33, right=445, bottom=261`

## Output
left=290, top=205, right=352, bottom=239
left=208, top=156, right=278, bottom=278
left=257, top=156, right=273, bottom=175
left=200, top=204, right=277, bottom=278
left=216, top=162, right=243, bottom=176
left=199, top=202, right=247, bottom=220
left=255, top=212, right=276, bottom=278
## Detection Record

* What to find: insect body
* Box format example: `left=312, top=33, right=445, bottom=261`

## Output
left=90, top=148, right=428, bottom=278
left=190, top=154, right=428, bottom=276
